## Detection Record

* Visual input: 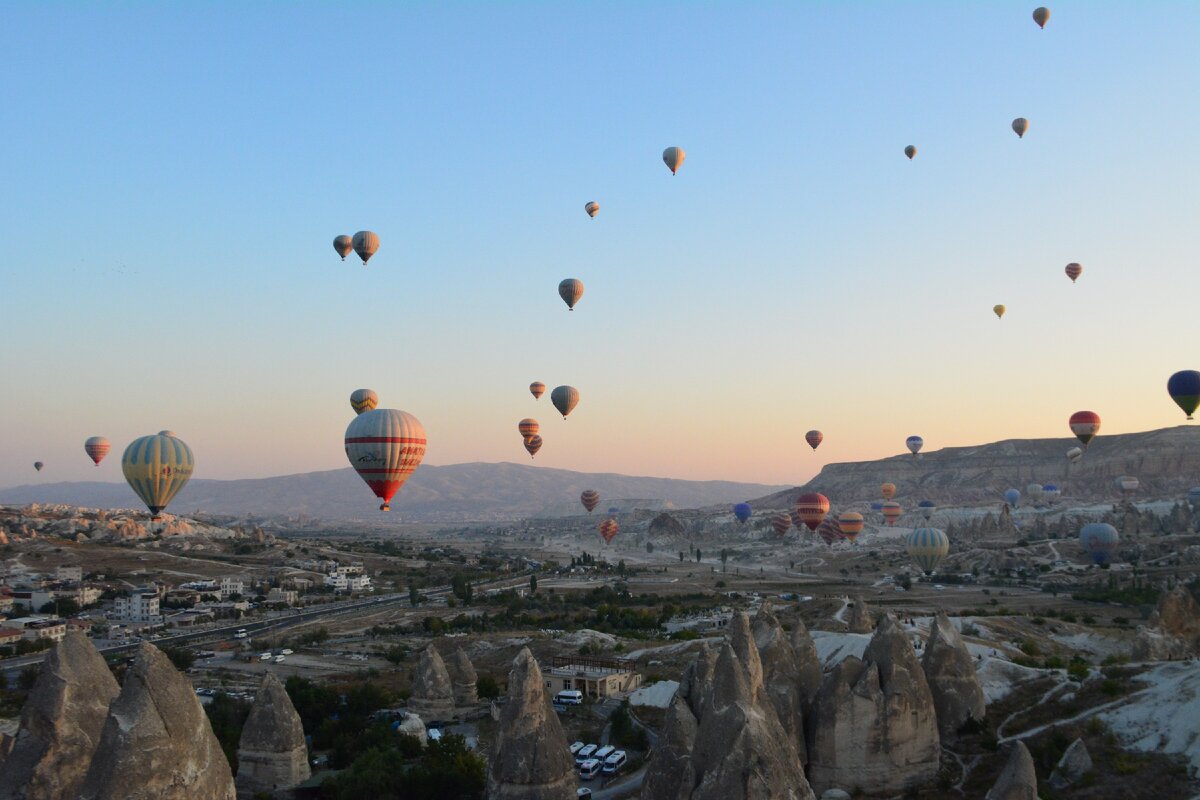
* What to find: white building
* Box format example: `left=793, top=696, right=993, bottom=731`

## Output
left=55, top=565, right=83, bottom=583
left=266, top=587, right=299, bottom=606
left=220, top=576, right=246, bottom=599
left=324, top=573, right=371, bottom=593
left=5, top=616, right=67, bottom=643
left=114, top=590, right=161, bottom=623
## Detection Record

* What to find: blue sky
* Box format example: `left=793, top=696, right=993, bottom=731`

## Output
left=3, top=2, right=1199, bottom=488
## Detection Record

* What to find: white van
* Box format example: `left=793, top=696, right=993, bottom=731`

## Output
left=593, top=745, right=615, bottom=762
left=274, top=655, right=286, bottom=663
left=259, top=652, right=272, bottom=661
left=602, top=750, right=627, bottom=774
left=575, top=744, right=597, bottom=765
left=555, top=690, right=584, bottom=705
left=569, top=741, right=585, bottom=756
left=578, top=759, right=602, bottom=780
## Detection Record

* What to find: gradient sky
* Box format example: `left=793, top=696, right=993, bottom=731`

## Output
left=3, top=2, right=1199, bottom=489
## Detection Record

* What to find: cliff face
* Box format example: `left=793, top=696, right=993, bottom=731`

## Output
left=1133, top=585, right=1200, bottom=660
left=753, top=425, right=1200, bottom=506
left=234, top=673, right=310, bottom=798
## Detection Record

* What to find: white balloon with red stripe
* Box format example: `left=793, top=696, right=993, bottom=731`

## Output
left=344, top=408, right=427, bottom=511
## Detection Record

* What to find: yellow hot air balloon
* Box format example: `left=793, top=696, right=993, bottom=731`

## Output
left=585, top=201, right=599, bottom=219
left=904, top=145, right=917, bottom=160
left=333, top=235, right=353, bottom=261
left=352, top=231, right=380, bottom=265
left=350, top=389, right=379, bottom=415
left=1033, top=7, right=1050, bottom=28
left=122, top=431, right=195, bottom=522
left=1012, top=118, right=1029, bottom=138
left=663, top=147, right=686, bottom=175
left=994, top=304, right=1006, bottom=319
left=881, top=483, right=897, bottom=500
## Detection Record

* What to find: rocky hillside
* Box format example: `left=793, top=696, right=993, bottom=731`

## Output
left=754, top=425, right=1200, bottom=508
left=0, top=504, right=255, bottom=545
left=0, top=462, right=786, bottom=524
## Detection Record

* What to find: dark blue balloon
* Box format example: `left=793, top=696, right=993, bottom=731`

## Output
left=1168, top=370, right=1200, bottom=419
left=870, top=502, right=884, bottom=511
left=733, top=502, right=752, bottom=523
left=918, top=500, right=935, bottom=508
left=607, top=507, right=620, bottom=515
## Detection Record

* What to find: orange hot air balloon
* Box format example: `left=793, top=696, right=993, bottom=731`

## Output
left=518, top=418, right=540, bottom=438
left=599, top=517, right=619, bottom=544
left=794, top=493, right=830, bottom=531
left=837, top=511, right=865, bottom=542
left=529, top=382, right=546, bottom=400
left=805, top=430, right=823, bottom=450
left=882, top=501, right=902, bottom=526
left=771, top=513, right=792, bottom=537
left=581, top=490, right=600, bottom=513
left=881, top=483, right=897, bottom=500
left=523, top=435, right=543, bottom=458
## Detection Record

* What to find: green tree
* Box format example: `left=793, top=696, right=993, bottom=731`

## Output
left=162, top=646, right=195, bottom=671
left=678, top=551, right=684, bottom=562
left=695, top=549, right=702, bottom=563
left=385, top=645, right=407, bottom=665
left=204, top=691, right=252, bottom=772
left=476, top=674, right=502, bottom=700
left=529, top=574, right=538, bottom=594
left=646, top=541, right=654, bottom=554
left=39, top=598, right=80, bottom=616
left=409, top=584, right=421, bottom=607
left=720, top=549, right=728, bottom=572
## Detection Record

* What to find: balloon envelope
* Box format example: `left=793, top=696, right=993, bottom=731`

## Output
left=558, top=278, right=584, bottom=310
left=585, top=201, right=599, bottom=218
left=1012, top=118, right=1029, bottom=138
left=918, top=500, right=936, bottom=520
left=1115, top=475, right=1139, bottom=494
left=1167, top=370, right=1200, bottom=420
left=771, top=513, right=792, bottom=537
left=906, top=528, right=950, bottom=574
left=906, top=435, right=923, bottom=455
left=581, top=490, right=600, bottom=513
left=904, top=145, right=916, bottom=160
left=662, top=146, right=686, bottom=175
left=1069, top=411, right=1101, bottom=447
left=599, top=518, right=619, bottom=544
left=994, top=304, right=1006, bottom=319
left=1067, top=447, right=1083, bottom=463
left=1025, top=483, right=1044, bottom=503
left=805, top=430, right=823, bottom=450
left=344, top=409, right=427, bottom=511
left=1080, top=522, right=1119, bottom=565
left=881, top=483, right=897, bottom=500
left=523, top=435, right=543, bottom=458
left=1004, top=488, right=1021, bottom=507
left=817, top=517, right=841, bottom=546
left=837, top=511, right=865, bottom=542
left=733, top=502, right=752, bottom=523
left=529, top=382, right=546, bottom=400
left=551, top=386, right=580, bottom=419
left=84, top=436, right=111, bottom=466
left=518, top=418, right=540, bottom=438
left=33, top=462, right=43, bottom=472
left=333, top=235, right=353, bottom=260
left=881, top=501, right=902, bottom=526
left=121, top=431, right=195, bottom=521
left=350, top=389, right=379, bottom=415
left=351, top=231, right=380, bottom=265
left=1033, top=6, right=1050, bottom=28
left=1065, top=263, right=1083, bottom=283
left=794, top=493, right=830, bottom=531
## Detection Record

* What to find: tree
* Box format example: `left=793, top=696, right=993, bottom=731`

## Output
left=39, top=598, right=80, bottom=616
left=451, top=574, right=473, bottom=604
left=720, top=549, right=728, bottom=572
left=204, top=691, right=252, bottom=772
left=646, top=541, right=654, bottom=554
left=529, top=574, right=538, bottom=594
left=476, top=674, right=502, bottom=700
left=385, top=645, right=407, bottom=665
left=162, top=646, right=196, bottom=671
left=695, top=549, right=702, bottom=563
left=409, top=584, right=421, bottom=607
left=678, top=551, right=684, bottom=562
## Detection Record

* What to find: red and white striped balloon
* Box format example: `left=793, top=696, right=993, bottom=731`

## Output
left=84, top=436, right=111, bottom=466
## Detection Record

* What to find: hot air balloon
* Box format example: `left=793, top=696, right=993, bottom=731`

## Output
left=918, top=500, right=936, bottom=521
left=1043, top=484, right=1061, bottom=502
left=1025, top=483, right=1044, bottom=505
left=581, top=490, right=600, bottom=513
left=1114, top=475, right=1139, bottom=496
left=558, top=279, right=584, bottom=311
left=518, top=418, right=540, bottom=438
left=1069, top=411, right=1101, bottom=448
left=351, top=231, right=380, bottom=265
left=881, top=483, right=897, bottom=500
left=1188, top=487, right=1200, bottom=509
left=662, top=146, right=685, bottom=175
left=585, top=201, right=599, bottom=219
left=121, top=431, right=195, bottom=522
left=994, top=304, right=1006, bottom=319
left=906, top=528, right=950, bottom=574
left=84, top=437, right=111, bottom=466
left=551, top=386, right=579, bottom=419
left=882, top=501, right=902, bottom=526
left=344, top=409, right=427, bottom=511
left=837, top=511, right=865, bottom=543
left=1033, top=6, right=1050, bottom=28
left=1168, top=370, right=1200, bottom=420
left=794, top=493, right=830, bottom=531
left=350, top=389, right=379, bottom=415
left=904, top=145, right=917, bottom=160
left=529, top=382, right=546, bottom=400
left=805, top=430, right=823, bottom=450
left=33, top=462, right=43, bottom=472
left=771, top=513, right=792, bottom=537
left=906, top=436, right=924, bottom=457
left=1079, top=523, right=1119, bottom=565
left=1012, top=118, right=1029, bottom=138
left=333, top=235, right=353, bottom=261
left=524, top=435, right=543, bottom=458
left=870, top=502, right=885, bottom=512
left=1065, top=263, right=1083, bottom=283
left=599, top=518, right=619, bottom=545
left=608, top=507, right=620, bottom=515
left=817, top=517, right=841, bottom=546
left=1004, top=488, right=1021, bottom=508
left=733, top=503, right=752, bottom=523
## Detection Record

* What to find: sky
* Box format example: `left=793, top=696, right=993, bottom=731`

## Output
left=2, top=2, right=1199, bottom=489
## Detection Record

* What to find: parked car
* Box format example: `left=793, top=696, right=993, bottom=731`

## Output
left=569, top=741, right=585, bottom=756
left=576, top=789, right=592, bottom=798
left=578, top=759, right=602, bottom=781
left=593, top=745, right=615, bottom=762
left=555, top=690, right=584, bottom=705
left=602, top=750, right=627, bottom=774
left=574, top=744, right=597, bottom=765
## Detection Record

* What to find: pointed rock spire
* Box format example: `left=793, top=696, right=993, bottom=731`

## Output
left=235, top=673, right=311, bottom=796
left=788, top=616, right=825, bottom=708
left=922, top=612, right=986, bottom=739
left=846, top=595, right=874, bottom=634
left=752, top=602, right=808, bottom=762
left=639, top=694, right=698, bottom=800
left=0, top=630, right=119, bottom=800
left=449, top=648, right=479, bottom=707
left=986, top=741, right=1039, bottom=800
left=409, top=644, right=455, bottom=721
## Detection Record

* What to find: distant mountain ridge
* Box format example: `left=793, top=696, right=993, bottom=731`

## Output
left=753, top=425, right=1200, bottom=510
left=0, top=462, right=787, bottom=524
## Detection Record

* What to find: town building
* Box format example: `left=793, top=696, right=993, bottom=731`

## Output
left=220, top=576, right=246, bottom=599
left=55, top=565, right=83, bottom=583
left=0, top=628, right=22, bottom=648
left=266, top=587, right=299, bottom=606
left=114, top=590, right=161, bottom=623
left=5, top=616, right=67, bottom=643
left=324, top=572, right=371, bottom=593
left=542, top=655, right=643, bottom=700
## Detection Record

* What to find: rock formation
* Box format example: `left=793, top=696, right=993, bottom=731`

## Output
left=679, top=644, right=718, bottom=721
left=751, top=603, right=807, bottom=762
left=727, top=611, right=763, bottom=694
left=487, top=648, right=576, bottom=800
left=1048, top=737, right=1093, bottom=789
left=408, top=643, right=455, bottom=721
left=1133, top=585, right=1200, bottom=660
left=986, top=741, right=1039, bottom=800
left=689, top=643, right=815, bottom=800
left=639, top=694, right=698, bottom=800
left=0, top=631, right=119, bottom=800
left=846, top=596, right=874, bottom=634
left=234, top=673, right=310, bottom=798
left=807, top=614, right=940, bottom=796
left=921, top=612, right=986, bottom=739
left=449, top=647, right=478, bottom=708
left=788, top=617, right=825, bottom=708
left=397, top=712, right=427, bottom=745
left=818, top=792, right=851, bottom=800
left=648, top=512, right=686, bottom=538
left=80, top=643, right=235, bottom=800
